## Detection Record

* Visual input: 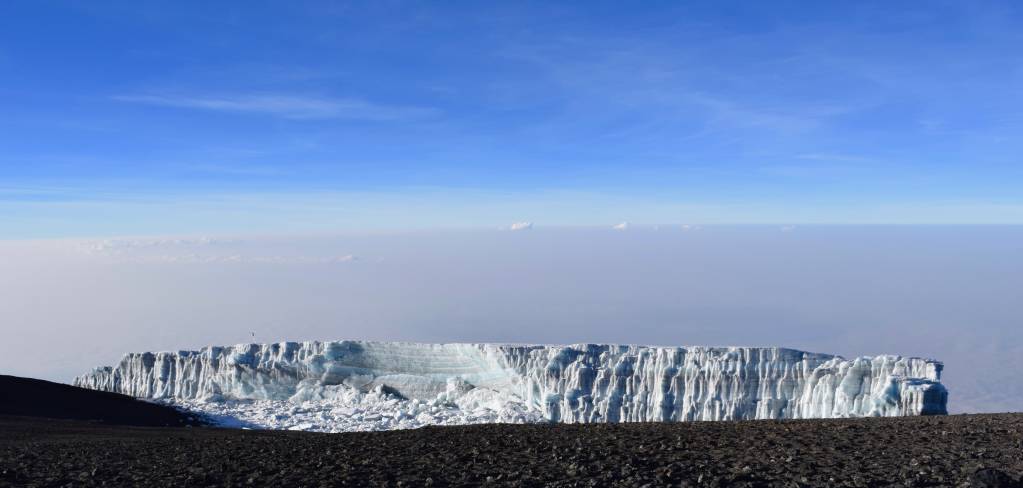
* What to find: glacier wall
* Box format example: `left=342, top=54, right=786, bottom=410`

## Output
left=75, top=341, right=948, bottom=422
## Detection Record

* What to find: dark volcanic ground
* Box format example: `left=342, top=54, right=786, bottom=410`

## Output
left=3, top=414, right=1023, bottom=487
left=0, top=375, right=201, bottom=427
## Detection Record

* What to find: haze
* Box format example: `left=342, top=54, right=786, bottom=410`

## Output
left=1, top=226, right=1019, bottom=414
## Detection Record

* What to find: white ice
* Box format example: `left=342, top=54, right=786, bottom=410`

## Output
left=75, top=341, right=948, bottom=432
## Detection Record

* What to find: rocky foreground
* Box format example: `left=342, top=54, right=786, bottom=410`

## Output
left=2, top=413, right=1022, bottom=487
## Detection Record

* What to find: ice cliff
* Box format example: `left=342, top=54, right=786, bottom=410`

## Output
left=75, top=342, right=947, bottom=430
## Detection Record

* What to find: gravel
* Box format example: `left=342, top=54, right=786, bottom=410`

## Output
left=3, top=413, right=1022, bottom=487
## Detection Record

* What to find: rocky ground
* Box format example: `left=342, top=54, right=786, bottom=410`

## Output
left=2, top=413, right=1022, bottom=487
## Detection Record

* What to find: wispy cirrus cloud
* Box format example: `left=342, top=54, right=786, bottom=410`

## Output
left=112, top=93, right=438, bottom=121
left=182, top=163, right=288, bottom=177
left=794, top=152, right=879, bottom=164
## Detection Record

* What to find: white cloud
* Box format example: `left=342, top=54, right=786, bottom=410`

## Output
left=112, top=94, right=437, bottom=121
left=91, top=254, right=359, bottom=264
left=79, top=237, right=357, bottom=264
left=509, top=222, right=533, bottom=231
left=83, top=237, right=225, bottom=254
left=612, top=222, right=629, bottom=231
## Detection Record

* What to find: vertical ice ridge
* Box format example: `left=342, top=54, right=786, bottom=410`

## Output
left=74, top=341, right=947, bottom=421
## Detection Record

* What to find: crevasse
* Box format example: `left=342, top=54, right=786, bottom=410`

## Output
left=74, top=341, right=947, bottom=422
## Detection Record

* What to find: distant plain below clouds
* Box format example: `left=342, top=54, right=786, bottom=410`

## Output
left=1, top=226, right=1021, bottom=414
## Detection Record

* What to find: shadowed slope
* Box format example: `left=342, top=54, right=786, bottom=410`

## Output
left=0, top=375, right=202, bottom=427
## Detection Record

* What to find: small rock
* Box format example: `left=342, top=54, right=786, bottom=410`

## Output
left=969, top=468, right=1020, bottom=488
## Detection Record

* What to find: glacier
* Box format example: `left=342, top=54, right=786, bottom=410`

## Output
left=74, top=341, right=948, bottom=432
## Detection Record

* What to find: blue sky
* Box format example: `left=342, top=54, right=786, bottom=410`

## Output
left=2, top=1, right=1022, bottom=237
